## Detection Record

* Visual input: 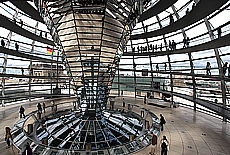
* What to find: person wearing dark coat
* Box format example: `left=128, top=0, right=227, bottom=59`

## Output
left=160, top=114, right=166, bottom=131
left=1, top=39, right=5, bottom=47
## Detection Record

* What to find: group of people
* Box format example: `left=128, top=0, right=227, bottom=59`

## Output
left=206, top=61, right=230, bottom=77
left=149, top=114, right=168, bottom=155
left=1, top=39, right=20, bottom=51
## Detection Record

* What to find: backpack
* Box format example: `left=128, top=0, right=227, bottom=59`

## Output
left=161, top=141, right=167, bottom=148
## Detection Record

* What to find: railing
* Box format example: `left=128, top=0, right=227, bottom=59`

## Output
left=11, top=97, right=161, bottom=155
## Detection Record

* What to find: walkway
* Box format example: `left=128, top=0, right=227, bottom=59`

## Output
left=131, top=0, right=228, bottom=40
left=0, top=14, right=54, bottom=46
left=0, top=96, right=230, bottom=155
left=139, top=0, right=178, bottom=22
left=11, top=1, right=44, bottom=23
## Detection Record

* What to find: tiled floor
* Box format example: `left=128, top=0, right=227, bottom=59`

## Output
left=0, top=96, right=230, bottom=155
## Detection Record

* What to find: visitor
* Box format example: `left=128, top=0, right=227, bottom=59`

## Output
left=223, top=62, right=228, bottom=76
left=228, top=64, right=230, bottom=78
left=206, top=62, right=211, bottom=75
left=122, top=98, right=125, bottom=107
left=169, top=14, right=174, bottom=25
left=43, top=102, right=46, bottom=113
left=192, top=3, right=196, bottom=9
left=40, top=31, right=42, bottom=37
left=156, top=63, right=159, bottom=72
left=21, top=68, right=24, bottom=75
left=160, top=43, right=162, bottom=51
left=183, top=37, right=187, bottom=48
left=5, top=126, right=11, bottom=148
left=155, top=44, right=157, bottom=52
left=186, top=37, right=190, bottom=47
left=37, top=102, right=42, bottom=114
left=160, top=135, right=169, bottom=155
left=19, top=105, right=25, bottom=118
left=15, top=42, right=19, bottom=51
left=186, top=8, right=189, bottom=15
left=144, top=95, right=147, bottom=104
left=1, top=39, right=5, bottom=47
left=164, top=63, right=167, bottom=71
left=91, top=45, right=94, bottom=50
left=168, top=40, right=172, bottom=50
left=20, top=19, right=23, bottom=27
left=160, top=114, right=166, bottom=131
left=217, top=27, right=222, bottom=38
left=172, top=40, right=176, bottom=50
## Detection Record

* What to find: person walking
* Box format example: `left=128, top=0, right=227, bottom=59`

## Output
left=37, top=102, right=42, bottom=114
left=122, top=98, right=125, bottom=107
left=160, top=135, right=169, bottom=155
left=206, top=62, right=211, bottom=75
left=15, top=42, right=19, bottom=51
left=183, top=37, right=187, bottom=48
left=228, top=64, right=230, bottom=78
left=144, top=95, right=147, bottom=104
left=217, top=27, right=221, bottom=38
left=169, top=14, right=174, bottom=25
left=1, top=39, right=5, bottom=47
left=21, top=68, right=24, bottom=75
left=223, top=62, right=228, bottom=76
left=156, top=64, right=159, bottom=72
left=43, top=102, right=46, bottom=113
left=5, top=126, right=11, bottom=148
left=172, top=40, right=176, bottom=50
left=160, top=114, right=166, bottom=131
left=19, top=105, right=25, bottom=118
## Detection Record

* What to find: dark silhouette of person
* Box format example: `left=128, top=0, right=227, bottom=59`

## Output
left=223, top=62, right=228, bottom=76
left=91, top=45, right=94, bottom=50
left=206, top=62, right=211, bottom=75
left=168, top=40, right=172, bottom=50
left=161, top=135, right=169, bottom=155
left=20, top=19, right=23, bottom=27
left=40, top=31, right=42, bottom=37
left=122, top=98, right=125, bottom=107
left=164, top=63, right=167, bottom=71
left=160, top=114, right=166, bottom=131
left=144, top=95, right=146, bottom=104
left=43, top=102, right=46, bottom=113
left=19, top=106, right=25, bottom=118
left=1, top=39, right=5, bottom=47
left=228, top=64, right=230, bottom=78
left=37, top=103, right=42, bottom=114
left=183, top=37, right=187, bottom=48
left=169, top=14, right=174, bottom=25
left=186, top=37, right=190, bottom=47
left=192, top=3, right=196, bottom=9
left=156, top=64, right=159, bottom=72
left=15, top=42, right=19, bottom=51
left=160, top=43, right=162, bottom=51
left=217, top=27, right=222, bottom=38
left=186, top=8, right=189, bottom=15
left=172, top=40, right=176, bottom=50
left=21, top=68, right=24, bottom=75
left=5, top=126, right=11, bottom=148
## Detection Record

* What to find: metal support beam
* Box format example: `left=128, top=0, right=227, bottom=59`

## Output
left=156, top=14, right=174, bottom=106
left=171, top=4, right=197, bottom=110
left=29, top=22, right=39, bottom=101
left=204, top=17, right=227, bottom=121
